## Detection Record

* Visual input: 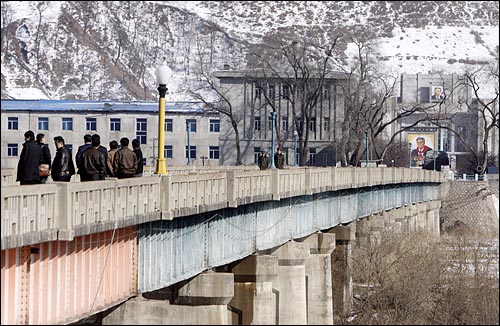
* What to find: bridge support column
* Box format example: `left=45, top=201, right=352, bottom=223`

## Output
left=103, top=272, right=234, bottom=325
left=416, top=203, right=427, bottom=230
left=329, top=223, right=355, bottom=318
left=405, top=204, right=417, bottom=233
left=426, top=201, right=441, bottom=237
left=299, top=233, right=336, bottom=325
left=229, top=255, right=278, bottom=325
left=270, top=241, right=310, bottom=325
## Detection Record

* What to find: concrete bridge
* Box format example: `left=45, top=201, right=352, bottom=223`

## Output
left=1, top=166, right=443, bottom=325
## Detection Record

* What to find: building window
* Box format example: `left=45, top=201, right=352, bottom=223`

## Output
left=38, top=117, right=49, bottom=130
left=297, top=117, right=304, bottom=131
left=110, top=118, right=121, bottom=131
left=8, top=117, right=18, bottom=130
left=209, top=146, right=220, bottom=159
left=255, top=82, right=262, bottom=99
left=7, top=143, right=18, bottom=156
left=165, top=119, right=173, bottom=132
left=309, top=118, right=316, bottom=133
left=282, top=116, right=288, bottom=131
left=86, top=117, right=97, bottom=131
left=186, top=146, right=197, bottom=159
left=323, top=87, right=329, bottom=100
left=209, top=119, right=220, bottom=132
left=282, top=85, right=290, bottom=99
left=164, top=145, right=173, bottom=158
left=186, top=119, right=197, bottom=132
left=309, top=148, right=316, bottom=166
left=268, top=116, right=273, bottom=130
left=323, top=117, right=330, bottom=132
left=269, top=84, right=275, bottom=99
left=254, top=147, right=261, bottom=164
left=254, top=117, right=261, bottom=131
left=62, top=118, right=73, bottom=131
left=136, top=118, right=147, bottom=144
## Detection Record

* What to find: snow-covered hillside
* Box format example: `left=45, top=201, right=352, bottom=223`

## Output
left=1, top=1, right=498, bottom=101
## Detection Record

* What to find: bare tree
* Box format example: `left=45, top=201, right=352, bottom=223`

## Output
left=189, top=34, right=244, bottom=165
left=1, top=2, right=14, bottom=57
left=334, top=39, right=434, bottom=166
left=248, top=35, right=339, bottom=166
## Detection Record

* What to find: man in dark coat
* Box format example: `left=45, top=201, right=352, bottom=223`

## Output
left=132, top=139, right=143, bottom=177
left=36, top=133, right=51, bottom=184
left=51, top=136, right=75, bottom=182
left=80, top=135, right=107, bottom=181
left=274, top=147, right=285, bottom=169
left=258, top=150, right=270, bottom=170
left=76, top=134, right=92, bottom=174
left=16, top=130, right=42, bottom=185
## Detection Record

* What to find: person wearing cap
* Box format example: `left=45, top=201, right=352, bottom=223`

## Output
left=258, top=149, right=270, bottom=170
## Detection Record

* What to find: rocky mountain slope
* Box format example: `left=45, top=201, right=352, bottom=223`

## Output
left=1, top=1, right=498, bottom=101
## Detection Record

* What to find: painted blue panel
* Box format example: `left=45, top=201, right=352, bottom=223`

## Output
left=207, top=207, right=255, bottom=267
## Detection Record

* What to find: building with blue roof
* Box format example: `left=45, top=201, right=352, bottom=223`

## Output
left=1, top=100, right=220, bottom=169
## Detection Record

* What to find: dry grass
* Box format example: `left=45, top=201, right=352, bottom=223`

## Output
left=348, top=227, right=499, bottom=325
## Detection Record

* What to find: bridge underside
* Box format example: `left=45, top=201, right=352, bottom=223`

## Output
left=1, top=183, right=440, bottom=325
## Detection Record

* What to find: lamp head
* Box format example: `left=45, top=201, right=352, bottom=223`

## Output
left=155, top=57, right=172, bottom=85
left=293, top=130, right=298, bottom=137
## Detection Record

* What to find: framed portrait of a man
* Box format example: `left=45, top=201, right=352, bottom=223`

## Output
left=431, top=86, right=444, bottom=102
left=408, top=133, right=435, bottom=167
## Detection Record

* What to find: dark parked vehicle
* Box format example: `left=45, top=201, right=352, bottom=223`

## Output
left=422, top=150, right=449, bottom=171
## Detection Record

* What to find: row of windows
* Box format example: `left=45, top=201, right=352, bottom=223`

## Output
left=7, top=143, right=74, bottom=156
left=7, top=143, right=220, bottom=160
left=163, top=145, right=219, bottom=159
left=253, top=116, right=330, bottom=133
left=6, top=117, right=220, bottom=133
left=254, top=83, right=330, bottom=100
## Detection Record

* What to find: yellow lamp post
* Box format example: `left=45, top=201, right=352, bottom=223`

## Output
left=155, top=59, right=171, bottom=175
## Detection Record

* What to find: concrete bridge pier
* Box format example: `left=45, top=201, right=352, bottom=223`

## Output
left=299, top=233, right=336, bottom=325
left=102, top=272, right=234, bottom=325
left=416, top=203, right=427, bottom=231
left=229, top=255, right=278, bottom=325
left=329, top=223, right=356, bottom=318
left=426, top=201, right=441, bottom=237
left=269, top=241, right=310, bottom=325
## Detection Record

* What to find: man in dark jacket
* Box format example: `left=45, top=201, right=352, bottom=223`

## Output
left=274, top=147, right=285, bottom=169
left=132, top=139, right=144, bottom=177
left=16, top=130, right=42, bottom=185
left=51, top=136, right=75, bottom=182
left=76, top=134, right=92, bottom=174
left=36, top=133, right=51, bottom=184
left=80, top=134, right=107, bottom=181
left=258, top=150, right=270, bottom=170
left=113, top=137, right=138, bottom=179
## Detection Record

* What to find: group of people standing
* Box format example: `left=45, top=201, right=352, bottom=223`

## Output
left=16, top=131, right=144, bottom=185
left=258, top=147, right=285, bottom=170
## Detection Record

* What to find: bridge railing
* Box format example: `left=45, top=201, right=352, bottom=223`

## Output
left=1, top=167, right=443, bottom=249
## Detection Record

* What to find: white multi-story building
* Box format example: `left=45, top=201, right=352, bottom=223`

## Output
left=1, top=100, right=221, bottom=170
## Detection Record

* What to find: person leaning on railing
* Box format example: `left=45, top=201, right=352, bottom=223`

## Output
left=113, top=137, right=138, bottom=179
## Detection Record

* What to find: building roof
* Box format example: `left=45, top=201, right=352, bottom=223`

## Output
left=212, top=69, right=348, bottom=80
left=0, top=100, right=216, bottom=114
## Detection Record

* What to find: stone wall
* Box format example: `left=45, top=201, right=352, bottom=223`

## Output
left=440, top=180, right=499, bottom=235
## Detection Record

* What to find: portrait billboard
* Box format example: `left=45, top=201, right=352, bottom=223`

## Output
left=430, top=85, right=444, bottom=102
left=408, top=132, right=435, bottom=167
